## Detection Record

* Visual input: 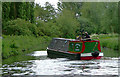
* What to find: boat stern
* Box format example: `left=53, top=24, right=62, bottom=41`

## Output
left=68, top=40, right=104, bottom=60
left=80, top=52, right=103, bottom=60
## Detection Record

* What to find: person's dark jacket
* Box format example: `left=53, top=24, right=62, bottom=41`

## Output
left=85, top=34, right=91, bottom=41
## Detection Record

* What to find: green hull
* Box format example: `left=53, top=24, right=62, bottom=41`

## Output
left=47, top=49, right=80, bottom=60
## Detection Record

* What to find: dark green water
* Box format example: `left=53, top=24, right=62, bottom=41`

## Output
left=1, top=48, right=119, bottom=76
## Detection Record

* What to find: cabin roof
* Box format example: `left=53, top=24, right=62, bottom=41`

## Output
left=53, top=38, right=76, bottom=41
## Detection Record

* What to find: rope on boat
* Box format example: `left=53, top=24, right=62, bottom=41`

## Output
left=92, top=42, right=98, bottom=51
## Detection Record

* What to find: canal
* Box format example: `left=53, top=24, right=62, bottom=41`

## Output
left=1, top=49, right=120, bottom=76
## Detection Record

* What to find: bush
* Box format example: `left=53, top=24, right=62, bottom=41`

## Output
left=3, top=18, right=38, bottom=36
left=36, top=20, right=61, bottom=37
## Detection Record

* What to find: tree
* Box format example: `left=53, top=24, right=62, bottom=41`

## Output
left=2, top=2, right=11, bottom=29
left=2, top=2, right=35, bottom=33
left=0, top=2, right=1, bottom=35
left=60, top=2, right=83, bottom=18
left=80, top=2, right=118, bottom=34
left=34, top=2, right=56, bottom=22
left=56, top=9, right=79, bottom=38
left=2, top=2, right=35, bottom=24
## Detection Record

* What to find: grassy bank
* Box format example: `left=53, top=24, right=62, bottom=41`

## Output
left=0, top=37, right=2, bottom=65
left=2, top=35, right=52, bottom=59
left=100, top=37, right=118, bottom=50
left=91, top=33, right=118, bottom=50
left=102, top=47, right=118, bottom=57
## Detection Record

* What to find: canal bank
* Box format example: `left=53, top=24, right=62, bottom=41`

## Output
left=2, top=35, right=52, bottom=59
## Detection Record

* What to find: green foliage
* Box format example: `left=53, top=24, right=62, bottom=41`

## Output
left=3, top=2, right=119, bottom=37
left=56, top=9, right=79, bottom=38
left=36, top=20, right=61, bottom=37
left=2, top=2, right=35, bottom=30
left=100, top=37, right=118, bottom=50
left=57, top=2, right=118, bottom=35
left=61, top=2, right=83, bottom=16
left=77, top=17, right=96, bottom=34
left=2, top=35, right=52, bottom=59
left=3, top=18, right=37, bottom=36
left=0, top=37, right=2, bottom=64
left=91, top=34, right=118, bottom=50
left=2, top=2, right=11, bottom=29
left=34, top=2, right=56, bottom=22
left=3, top=18, right=61, bottom=37
left=102, top=48, right=118, bottom=57
left=0, top=2, right=1, bottom=36
left=80, top=2, right=118, bottom=34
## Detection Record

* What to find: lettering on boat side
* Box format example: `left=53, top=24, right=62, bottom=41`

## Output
left=75, top=49, right=80, bottom=51
left=69, top=42, right=83, bottom=53
left=74, top=43, right=83, bottom=52
left=75, top=44, right=80, bottom=51
left=75, top=44, right=81, bottom=47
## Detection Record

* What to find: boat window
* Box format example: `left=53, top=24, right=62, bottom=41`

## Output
left=48, top=38, right=69, bottom=52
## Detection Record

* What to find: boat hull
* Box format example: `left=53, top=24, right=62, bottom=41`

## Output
left=47, top=49, right=103, bottom=60
left=47, top=49, right=80, bottom=60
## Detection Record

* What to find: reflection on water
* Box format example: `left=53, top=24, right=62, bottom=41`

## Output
left=2, top=51, right=119, bottom=76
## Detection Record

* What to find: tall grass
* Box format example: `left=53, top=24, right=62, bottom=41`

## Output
left=2, top=35, right=52, bottom=59
left=100, top=37, right=118, bottom=50
left=102, top=47, right=118, bottom=57
left=91, top=33, right=118, bottom=50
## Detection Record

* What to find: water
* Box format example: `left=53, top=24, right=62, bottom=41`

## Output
left=1, top=51, right=119, bottom=76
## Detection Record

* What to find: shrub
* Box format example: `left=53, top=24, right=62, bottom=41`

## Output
left=36, top=20, right=61, bottom=37
left=3, top=18, right=38, bottom=36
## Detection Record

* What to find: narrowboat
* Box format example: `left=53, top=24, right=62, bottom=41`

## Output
left=47, top=38, right=103, bottom=60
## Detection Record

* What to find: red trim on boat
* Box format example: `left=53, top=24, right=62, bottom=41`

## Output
left=81, top=42, right=85, bottom=53
left=80, top=56, right=102, bottom=60
left=69, top=40, right=99, bottom=43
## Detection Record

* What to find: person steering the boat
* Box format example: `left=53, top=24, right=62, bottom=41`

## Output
left=84, top=32, right=91, bottom=41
